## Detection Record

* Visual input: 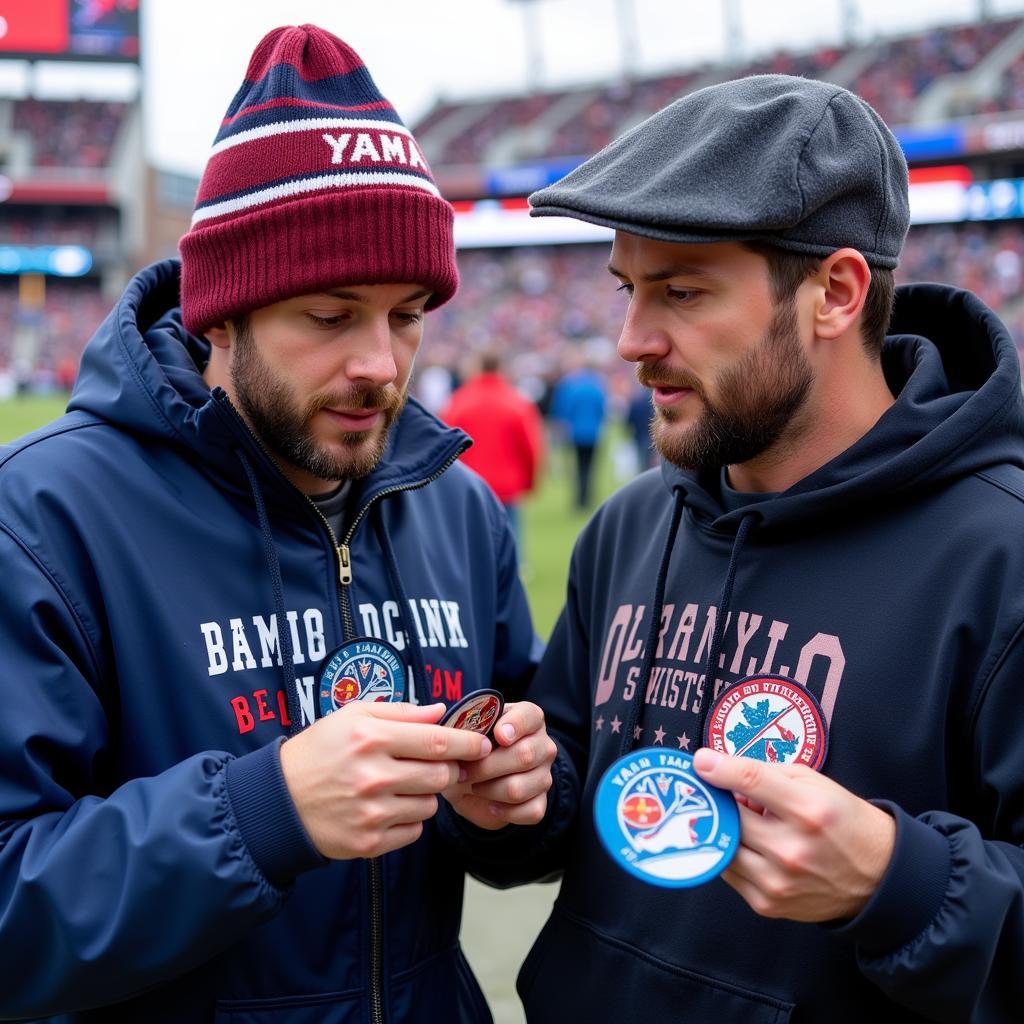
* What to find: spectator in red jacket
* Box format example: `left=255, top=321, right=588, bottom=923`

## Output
left=442, top=350, right=544, bottom=563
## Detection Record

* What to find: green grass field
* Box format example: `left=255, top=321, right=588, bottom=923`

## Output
left=0, top=396, right=621, bottom=640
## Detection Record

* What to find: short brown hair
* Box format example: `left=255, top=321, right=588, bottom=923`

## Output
left=741, top=241, right=895, bottom=359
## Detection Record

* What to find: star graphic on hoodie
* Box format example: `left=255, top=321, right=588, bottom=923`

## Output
left=653, top=726, right=666, bottom=745
left=677, top=732, right=691, bottom=750
left=633, top=725, right=642, bottom=740
left=595, top=716, right=605, bottom=731
left=610, top=716, right=622, bottom=733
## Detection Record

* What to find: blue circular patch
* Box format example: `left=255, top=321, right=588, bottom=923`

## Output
left=594, top=746, right=740, bottom=888
left=318, top=638, right=406, bottom=716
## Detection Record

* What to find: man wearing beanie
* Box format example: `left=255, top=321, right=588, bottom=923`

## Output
left=0, top=25, right=557, bottom=1022
left=461, top=75, right=1024, bottom=1021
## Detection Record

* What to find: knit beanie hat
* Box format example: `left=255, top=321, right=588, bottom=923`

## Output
left=179, top=24, right=457, bottom=336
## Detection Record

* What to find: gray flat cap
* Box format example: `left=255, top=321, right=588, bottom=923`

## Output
left=529, top=74, right=909, bottom=268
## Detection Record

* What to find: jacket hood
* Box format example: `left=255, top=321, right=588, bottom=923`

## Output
left=67, top=259, right=469, bottom=503
left=662, top=282, right=1024, bottom=532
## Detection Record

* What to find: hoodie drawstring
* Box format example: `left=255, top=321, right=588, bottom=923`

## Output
left=621, top=488, right=686, bottom=755
left=237, top=450, right=302, bottom=736
left=372, top=503, right=430, bottom=704
left=694, top=513, right=755, bottom=748
left=622, top=498, right=757, bottom=755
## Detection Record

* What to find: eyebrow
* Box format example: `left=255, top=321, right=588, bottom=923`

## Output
left=606, top=263, right=714, bottom=283
left=315, top=287, right=433, bottom=304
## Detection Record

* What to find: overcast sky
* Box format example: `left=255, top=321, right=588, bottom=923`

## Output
left=141, top=0, right=1024, bottom=177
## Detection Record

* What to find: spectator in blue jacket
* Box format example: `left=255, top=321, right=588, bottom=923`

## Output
left=551, top=356, right=607, bottom=509
left=0, top=26, right=556, bottom=1022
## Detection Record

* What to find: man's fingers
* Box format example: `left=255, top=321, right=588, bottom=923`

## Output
left=387, top=721, right=493, bottom=762
left=489, top=793, right=548, bottom=826
left=389, top=758, right=463, bottom=795
left=373, top=822, right=427, bottom=856
left=693, top=748, right=798, bottom=815
left=469, top=764, right=551, bottom=805
left=491, top=701, right=546, bottom=746
left=358, top=701, right=447, bottom=724
left=444, top=790, right=507, bottom=831
left=460, top=732, right=553, bottom=785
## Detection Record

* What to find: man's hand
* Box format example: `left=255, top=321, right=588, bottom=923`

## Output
left=443, top=701, right=557, bottom=831
left=280, top=702, right=491, bottom=860
left=693, top=747, right=896, bottom=922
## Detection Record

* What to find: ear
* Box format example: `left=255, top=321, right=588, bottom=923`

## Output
left=813, top=248, right=871, bottom=341
left=205, top=321, right=232, bottom=350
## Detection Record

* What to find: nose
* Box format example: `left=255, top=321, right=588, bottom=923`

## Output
left=616, top=298, right=672, bottom=365
left=343, top=315, right=398, bottom=387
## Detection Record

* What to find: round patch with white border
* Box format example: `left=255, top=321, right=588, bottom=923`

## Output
left=440, top=689, right=503, bottom=735
left=318, top=638, right=406, bottom=716
left=703, top=673, right=828, bottom=771
left=594, top=747, right=739, bottom=888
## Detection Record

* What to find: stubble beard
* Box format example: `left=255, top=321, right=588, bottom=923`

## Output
left=642, top=297, right=813, bottom=474
left=230, top=319, right=407, bottom=483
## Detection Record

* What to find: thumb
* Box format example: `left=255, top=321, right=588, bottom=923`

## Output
left=357, top=700, right=447, bottom=723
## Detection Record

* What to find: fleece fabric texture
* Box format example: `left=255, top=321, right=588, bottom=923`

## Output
left=455, top=283, right=1024, bottom=1023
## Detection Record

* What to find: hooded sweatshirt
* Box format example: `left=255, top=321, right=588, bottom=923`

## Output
left=457, top=283, right=1024, bottom=1023
left=0, top=260, right=541, bottom=1023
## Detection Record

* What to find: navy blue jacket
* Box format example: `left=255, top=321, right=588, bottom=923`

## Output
left=0, top=260, right=541, bottom=1022
left=463, top=285, right=1024, bottom=1023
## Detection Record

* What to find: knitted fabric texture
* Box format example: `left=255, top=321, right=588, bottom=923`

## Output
left=180, top=24, right=457, bottom=335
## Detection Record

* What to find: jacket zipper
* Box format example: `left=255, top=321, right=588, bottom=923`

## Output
left=326, top=450, right=468, bottom=641
left=370, top=858, right=385, bottom=1024
left=323, top=452, right=466, bottom=1024
left=217, top=393, right=467, bottom=1021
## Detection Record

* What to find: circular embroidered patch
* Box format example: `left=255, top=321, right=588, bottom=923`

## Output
left=593, top=747, right=739, bottom=888
left=318, top=638, right=406, bottom=716
left=703, top=674, right=829, bottom=771
left=439, top=689, right=504, bottom=735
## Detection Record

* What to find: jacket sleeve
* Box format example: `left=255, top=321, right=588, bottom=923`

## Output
left=833, top=627, right=1024, bottom=1022
left=0, top=527, right=322, bottom=1019
left=438, top=531, right=592, bottom=887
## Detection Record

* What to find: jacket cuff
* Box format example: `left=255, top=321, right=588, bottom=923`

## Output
left=832, top=800, right=952, bottom=955
left=225, top=738, right=326, bottom=888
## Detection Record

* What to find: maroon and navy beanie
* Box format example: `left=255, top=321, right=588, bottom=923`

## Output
left=179, top=24, right=458, bottom=336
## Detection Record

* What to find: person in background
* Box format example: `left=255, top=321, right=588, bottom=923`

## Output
left=442, top=349, right=545, bottom=565
left=550, top=354, right=607, bottom=509
left=0, top=25, right=556, bottom=1022
left=625, top=383, right=655, bottom=473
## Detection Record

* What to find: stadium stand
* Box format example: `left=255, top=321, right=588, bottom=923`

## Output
left=13, top=99, right=127, bottom=169
left=417, top=16, right=1024, bottom=166
left=7, top=14, right=1024, bottom=397
left=421, top=220, right=1024, bottom=412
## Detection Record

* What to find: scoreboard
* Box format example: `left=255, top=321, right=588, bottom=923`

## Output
left=0, top=0, right=139, bottom=62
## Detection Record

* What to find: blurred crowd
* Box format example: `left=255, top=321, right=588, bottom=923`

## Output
left=421, top=16, right=1022, bottom=166
left=2, top=221, right=1024, bottom=419
left=13, top=99, right=127, bottom=170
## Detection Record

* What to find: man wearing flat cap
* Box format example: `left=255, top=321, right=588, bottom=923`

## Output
left=455, top=75, right=1024, bottom=1021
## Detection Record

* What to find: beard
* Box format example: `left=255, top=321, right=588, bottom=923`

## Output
left=230, top=318, right=407, bottom=483
left=639, top=297, right=813, bottom=473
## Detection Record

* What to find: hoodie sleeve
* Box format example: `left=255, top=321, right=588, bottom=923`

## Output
left=0, top=526, right=321, bottom=1018
left=438, top=531, right=590, bottom=887
left=833, top=626, right=1024, bottom=1022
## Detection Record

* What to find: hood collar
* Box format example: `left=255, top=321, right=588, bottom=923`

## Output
left=661, top=282, right=1024, bottom=533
